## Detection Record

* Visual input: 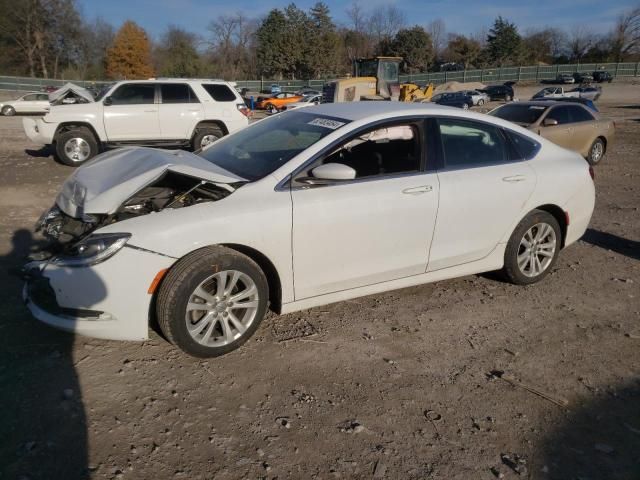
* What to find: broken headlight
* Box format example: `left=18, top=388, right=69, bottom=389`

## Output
left=53, top=233, right=131, bottom=267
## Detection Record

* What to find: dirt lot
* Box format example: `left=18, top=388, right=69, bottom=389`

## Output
left=0, top=83, right=639, bottom=480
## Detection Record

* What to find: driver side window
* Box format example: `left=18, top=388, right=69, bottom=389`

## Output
left=310, top=123, right=422, bottom=179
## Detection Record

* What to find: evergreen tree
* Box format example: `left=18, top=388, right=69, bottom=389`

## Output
left=156, top=26, right=201, bottom=77
left=486, top=16, right=522, bottom=66
left=384, top=26, right=433, bottom=73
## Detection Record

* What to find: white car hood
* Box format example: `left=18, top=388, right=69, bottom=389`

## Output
left=49, top=83, right=95, bottom=103
left=56, top=147, right=246, bottom=217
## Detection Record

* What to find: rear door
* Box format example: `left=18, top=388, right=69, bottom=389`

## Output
left=158, top=83, right=203, bottom=140
left=428, top=118, right=536, bottom=271
left=103, top=83, right=161, bottom=141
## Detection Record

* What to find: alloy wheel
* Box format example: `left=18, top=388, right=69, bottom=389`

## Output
left=517, top=222, right=557, bottom=278
left=200, top=134, right=218, bottom=148
left=185, top=270, right=260, bottom=347
left=63, top=137, right=91, bottom=162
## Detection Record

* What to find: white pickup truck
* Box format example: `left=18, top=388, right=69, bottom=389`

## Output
left=23, top=79, right=250, bottom=166
left=531, top=86, right=601, bottom=102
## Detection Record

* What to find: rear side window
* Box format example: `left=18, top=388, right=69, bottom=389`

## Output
left=545, top=106, right=572, bottom=125
left=160, top=84, right=199, bottom=104
left=504, top=130, right=540, bottom=160
left=569, top=106, right=595, bottom=122
left=201, top=84, right=237, bottom=102
left=110, top=84, right=155, bottom=105
left=437, top=118, right=509, bottom=168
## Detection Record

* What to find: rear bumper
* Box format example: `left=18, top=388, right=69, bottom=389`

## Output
left=23, top=117, right=56, bottom=144
left=563, top=176, right=596, bottom=247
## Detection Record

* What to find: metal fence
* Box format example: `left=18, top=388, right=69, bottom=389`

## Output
left=1, top=62, right=639, bottom=94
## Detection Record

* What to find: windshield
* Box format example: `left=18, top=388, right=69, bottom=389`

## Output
left=489, top=104, right=548, bottom=125
left=198, top=111, right=350, bottom=181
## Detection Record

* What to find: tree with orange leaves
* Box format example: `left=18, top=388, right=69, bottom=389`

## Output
left=105, top=21, right=154, bottom=79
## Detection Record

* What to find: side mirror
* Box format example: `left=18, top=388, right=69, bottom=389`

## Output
left=543, top=118, right=558, bottom=127
left=103, top=96, right=113, bottom=106
left=297, top=163, right=356, bottom=185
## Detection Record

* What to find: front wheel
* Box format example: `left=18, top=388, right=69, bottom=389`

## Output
left=462, top=103, right=469, bottom=110
left=502, top=210, right=561, bottom=285
left=2, top=105, right=15, bottom=116
left=505, top=94, right=513, bottom=102
left=156, top=246, right=269, bottom=358
left=266, top=103, right=278, bottom=114
left=587, top=138, right=606, bottom=165
left=477, top=99, right=485, bottom=106
left=54, top=127, right=99, bottom=166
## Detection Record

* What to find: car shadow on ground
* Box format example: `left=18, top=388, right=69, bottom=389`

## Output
left=581, top=228, right=640, bottom=261
left=0, top=229, right=89, bottom=479
left=25, top=146, right=54, bottom=158
left=617, top=105, right=640, bottom=109
left=539, top=379, right=640, bottom=479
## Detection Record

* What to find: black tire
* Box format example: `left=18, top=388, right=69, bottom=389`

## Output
left=477, top=99, right=485, bottom=106
left=502, top=210, right=562, bottom=285
left=54, top=127, right=99, bottom=166
left=266, top=103, right=278, bottom=114
left=192, top=125, right=224, bottom=150
left=587, top=137, right=606, bottom=166
left=156, top=246, right=269, bottom=358
left=505, top=94, right=513, bottom=102
left=2, top=105, right=15, bottom=116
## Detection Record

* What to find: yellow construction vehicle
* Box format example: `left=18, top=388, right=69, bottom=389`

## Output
left=322, top=57, right=434, bottom=103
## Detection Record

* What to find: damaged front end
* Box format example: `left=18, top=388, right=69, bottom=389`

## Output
left=33, top=171, right=239, bottom=261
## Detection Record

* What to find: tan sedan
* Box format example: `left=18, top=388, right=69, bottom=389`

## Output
left=489, top=101, right=615, bottom=165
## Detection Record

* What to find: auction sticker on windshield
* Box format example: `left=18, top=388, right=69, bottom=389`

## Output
left=308, top=118, right=346, bottom=130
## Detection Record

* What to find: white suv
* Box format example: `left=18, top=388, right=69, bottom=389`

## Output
left=23, top=79, right=250, bottom=166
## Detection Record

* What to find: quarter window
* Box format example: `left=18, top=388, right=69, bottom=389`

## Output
left=437, top=118, right=509, bottom=168
left=160, top=83, right=198, bottom=104
left=110, top=84, right=155, bottom=105
left=201, top=84, right=237, bottom=102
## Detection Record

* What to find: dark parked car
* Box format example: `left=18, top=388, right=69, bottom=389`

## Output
left=432, top=92, right=473, bottom=109
left=534, top=96, right=599, bottom=112
left=592, top=71, right=613, bottom=83
left=479, top=84, right=514, bottom=102
left=573, top=72, right=594, bottom=83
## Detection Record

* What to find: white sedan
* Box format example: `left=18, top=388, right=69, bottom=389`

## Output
left=282, top=94, right=322, bottom=111
left=24, top=103, right=595, bottom=357
left=1, top=92, right=50, bottom=115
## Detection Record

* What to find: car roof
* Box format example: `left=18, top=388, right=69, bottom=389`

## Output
left=308, top=102, right=455, bottom=121
left=113, top=79, right=230, bottom=85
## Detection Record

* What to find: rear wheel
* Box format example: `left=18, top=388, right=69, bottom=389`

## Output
left=54, top=127, right=99, bottom=166
left=505, top=94, right=513, bottom=102
left=156, top=246, right=269, bottom=358
left=462, top=103, right=469, bottom=110
left=587, top=137, right=606, bottom=165
left=502, top=210, right=561, bottom=285
left=477, top=99, right=485, bottom=106
left=192, top=125, right=224, bottom=150
left=2, top=105, right=15, bottom=116
left=266, top=103, right=278, bottom=114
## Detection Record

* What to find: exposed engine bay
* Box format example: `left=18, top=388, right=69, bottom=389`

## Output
left=34, top=172, right=237, bottom=259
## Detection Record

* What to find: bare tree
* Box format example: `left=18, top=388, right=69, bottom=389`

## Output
left=428, top=19, right=446, bottom=60
left=568, top=25, right=594, bottom=61
left=610, top=5, right=640, bottom=61
left=346, top=1, right=366, bottom=33
left=368, top=5, right=405, bottom=43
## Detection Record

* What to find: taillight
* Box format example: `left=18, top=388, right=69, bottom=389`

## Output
left=589, top=166, right=595, bottom=180
left=237, top=103, right=252, bottom=117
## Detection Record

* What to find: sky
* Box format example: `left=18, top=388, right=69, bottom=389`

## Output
left=77, top=0, right=636, bottom=41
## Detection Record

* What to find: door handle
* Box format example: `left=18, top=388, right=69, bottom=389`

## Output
left=144, top=110, right=157, bottom=113
left=402, top=185, right=433, bottom=195
left=502, top=175, right=527, bottom=183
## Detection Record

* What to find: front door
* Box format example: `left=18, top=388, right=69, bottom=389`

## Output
left=103, top=83, right=161, bottom=141
left=291, top=121, right=439, bottom=299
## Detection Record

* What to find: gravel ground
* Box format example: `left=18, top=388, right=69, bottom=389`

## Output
left=0, top=83, right=639, bottom=480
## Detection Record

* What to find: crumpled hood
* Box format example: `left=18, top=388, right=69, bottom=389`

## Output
left=56, top=147, right=246, bottom=217
left=49, top=82, right=95, bottom=103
